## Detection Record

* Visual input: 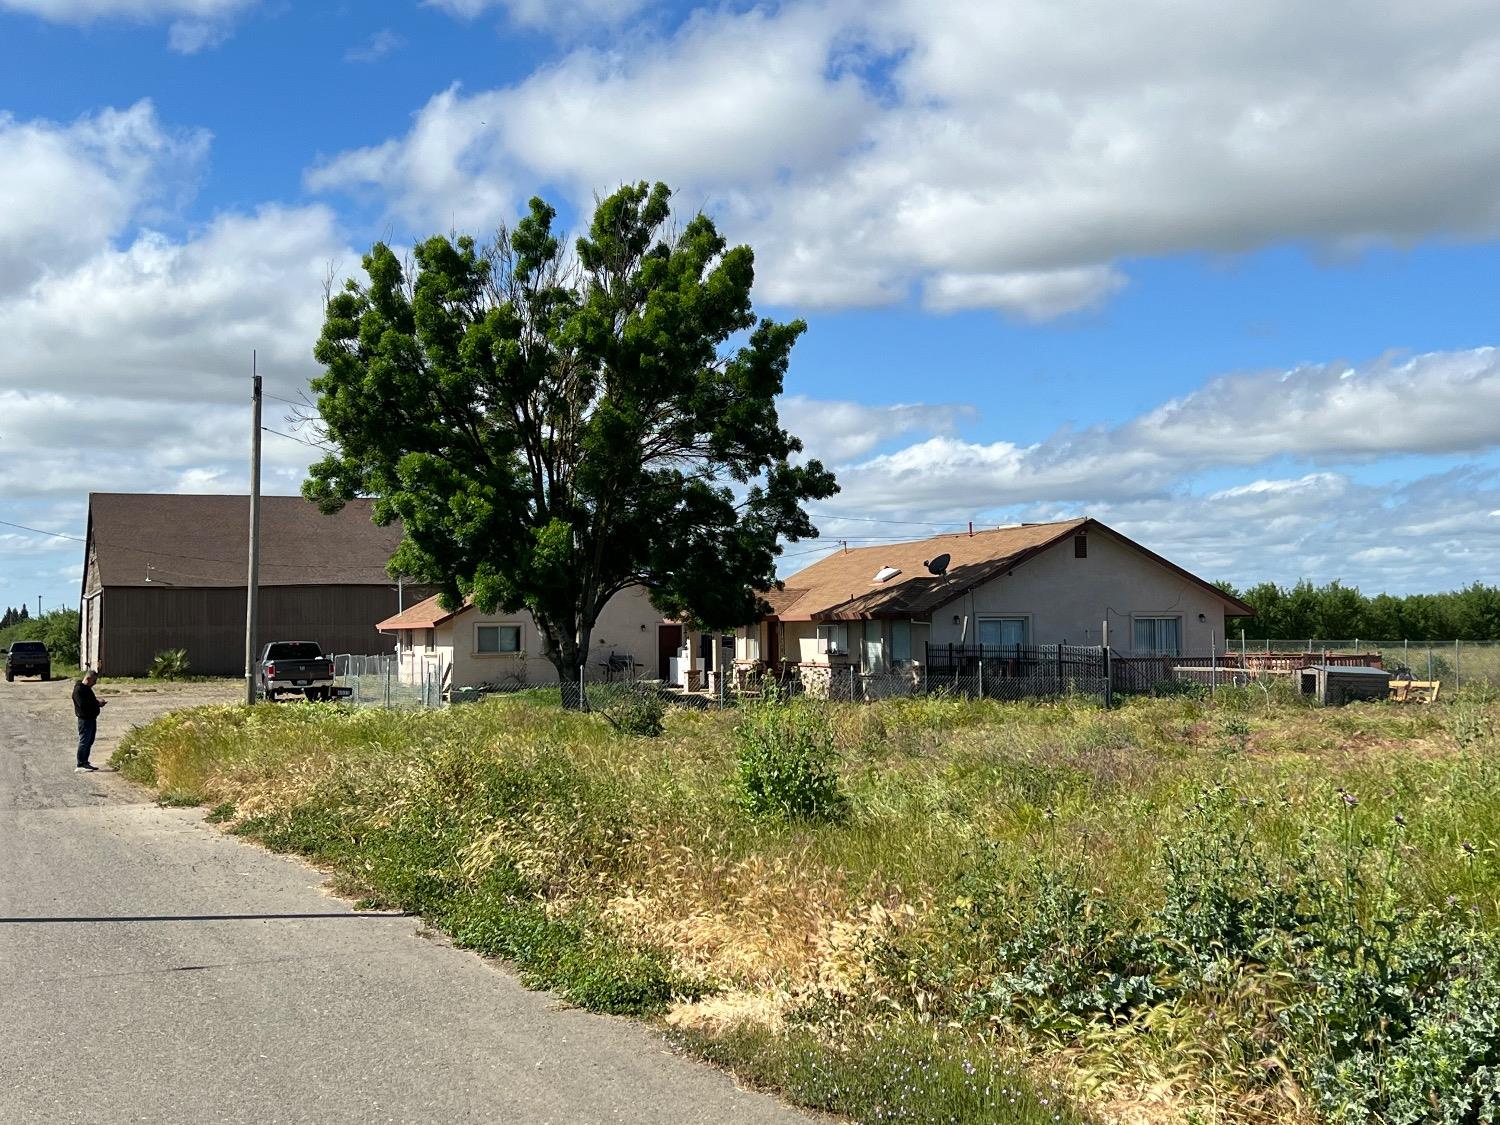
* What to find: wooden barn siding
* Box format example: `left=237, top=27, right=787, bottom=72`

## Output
left=97, top=584, right=427, bottom=676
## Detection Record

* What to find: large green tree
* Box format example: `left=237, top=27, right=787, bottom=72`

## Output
left=304, top=182, right=837, bottom=689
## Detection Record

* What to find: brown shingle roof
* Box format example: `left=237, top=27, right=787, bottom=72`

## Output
left=377, top=592, right=470, bottom=631
left=87, top=493, right=403, bottom=588
left=770, top=518, right=1253, bottom=620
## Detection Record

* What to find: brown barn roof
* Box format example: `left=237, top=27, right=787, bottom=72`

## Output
left=86, top=493, right=403, bottom=588
left=770, top=518, right=1253, bottom=620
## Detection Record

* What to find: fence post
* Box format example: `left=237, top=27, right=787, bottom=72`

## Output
left=579, top=664, right=587, bottom=712
left=1211, top=641, right=1217, bottom=697
left=1102, top=644, right=1113, bottom=708
left=1455, top=640, right=1462, bottom=689
left=1427, top=644, right=1434, bottom=681
left=978, top=657, right=984, bottom=700
left=385, top=656, right=392, bottom=708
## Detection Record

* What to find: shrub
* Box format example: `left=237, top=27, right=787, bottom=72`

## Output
left=149, top=648, right=191, bottom=680
left=734, top=692, right=847, bottom=823
left=602, top=685, right=667, bottom=738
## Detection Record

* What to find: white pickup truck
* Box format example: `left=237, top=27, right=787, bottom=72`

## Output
left=257, top=640, right=335, bottom=701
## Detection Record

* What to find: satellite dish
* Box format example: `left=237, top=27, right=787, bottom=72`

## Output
left=923, top=553, right=950, bottom=577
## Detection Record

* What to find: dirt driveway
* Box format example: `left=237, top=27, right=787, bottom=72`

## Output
left=0, top=676, right=241, bottom=767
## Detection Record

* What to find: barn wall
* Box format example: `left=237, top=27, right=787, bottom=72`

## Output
left=97, top=584, right=427, bottom=676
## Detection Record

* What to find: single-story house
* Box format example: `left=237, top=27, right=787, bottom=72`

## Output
left=376, top=585, right=668, bottom=690
left=80, top=493, right=428, bottom=677
left=731, top=517, right=1252, bottom=689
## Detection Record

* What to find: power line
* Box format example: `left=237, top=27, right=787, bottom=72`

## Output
left=807, top=510, right=960, bottom=529
left=1, top=517, right=369, bottom=573
left=262, top=426, right=334, bottom=451
left=263, top=392, right=315, bottom=409
left=0, top=519, right=86, bottom=543
left=779, top=543, right=842, bottom=560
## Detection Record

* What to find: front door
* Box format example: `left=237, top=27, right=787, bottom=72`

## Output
left=657, top=624, right=683, bottom=681
left=766, top=621, right=779, bottom=668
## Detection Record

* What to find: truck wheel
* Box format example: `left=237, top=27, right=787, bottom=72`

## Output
left=4, top=670, right=11, bottom=682
left=40, top=669, right=50, bottom=682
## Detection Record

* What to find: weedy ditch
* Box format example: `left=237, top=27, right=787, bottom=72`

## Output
left=114, top=689, right=1500, bottom=1123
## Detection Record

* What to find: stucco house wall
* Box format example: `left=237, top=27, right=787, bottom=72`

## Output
left=390, top=585, right=664, bottom=690
left=743, top=522, right=1238, bottom=674
left=926, top=526, right=1229, bottom=655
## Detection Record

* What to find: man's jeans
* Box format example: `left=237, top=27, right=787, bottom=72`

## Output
left=77, top=717, right=97, bottom=767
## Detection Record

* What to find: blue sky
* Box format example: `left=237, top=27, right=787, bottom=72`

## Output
left=3, top=0, right=1500, bottom=619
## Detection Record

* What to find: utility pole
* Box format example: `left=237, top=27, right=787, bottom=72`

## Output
left=244, top=355, right=262, bottom=706
left=37, top=596, right=42, bottom=618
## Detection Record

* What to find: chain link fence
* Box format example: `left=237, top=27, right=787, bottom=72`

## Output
left=1226, top=639, right=1500, bottom=690
left=330, top=638, right=1500, bottom=713
left=332, top=652, right=447, bottom=708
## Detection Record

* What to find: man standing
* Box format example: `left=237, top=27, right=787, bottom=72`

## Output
left=72, top=670, right=106, bottom=772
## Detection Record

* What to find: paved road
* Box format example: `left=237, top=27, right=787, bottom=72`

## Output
left=0, top=679, right=805, bottom=1124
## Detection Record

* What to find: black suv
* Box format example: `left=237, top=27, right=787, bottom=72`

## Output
left=4, top=641, right=51, bottom=682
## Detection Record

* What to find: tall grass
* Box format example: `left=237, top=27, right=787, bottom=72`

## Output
left=114, top=692, right=1500, bottom=1123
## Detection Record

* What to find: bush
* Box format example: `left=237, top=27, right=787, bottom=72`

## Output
left=149, top=648, right=191, bottom=680
left=734, top=692, right=847, bottom=823
left=602, top=686, right=666, bottom=738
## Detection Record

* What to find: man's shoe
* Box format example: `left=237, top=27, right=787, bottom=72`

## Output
left=76, top=763, right=98, bottom=771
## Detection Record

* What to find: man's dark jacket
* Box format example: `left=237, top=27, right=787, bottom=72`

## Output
left=72, top=681, right=101, bottom=721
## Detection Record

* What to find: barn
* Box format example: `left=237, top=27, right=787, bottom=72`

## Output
left=79, top=494, right=418, bottom=676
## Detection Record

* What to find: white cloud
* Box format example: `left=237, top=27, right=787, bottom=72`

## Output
left=423, top=0, right=646, bottom=31
left=345, top=28, right=401, bottom=64
left=1077, top=466, right=1500, bottom=594
left=311, top=0, right=1500, bottom=314
left=3, top=204, right=346, bottom=403
left=779, top=396, right=974, bottom=463
left=0, top=101, right=207, bottom=291
left=310, top=4, right=875, bottom=234
left=922, top=266, right=1127, bottom=321
left=0, top=0, right=257, bottom=50
left=827, top=347, right=1500, bottom=513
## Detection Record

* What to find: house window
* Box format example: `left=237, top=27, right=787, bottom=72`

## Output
left=978, top=617, right=1028, bottom=649
left=1074, top=532, right=1087, bottom=559
left=861, top=623, right=884, bottom=672
left=816, top=623, right=848, bottom=656
left=1133, top=617, right=1181, bottom=655
left=476, top=624, right=522, bottom=654
left=891, top=620, right=912, bottom=665
left=400, top=629, right=412, bottom=649
left=424, top=628, right=435, bottom=651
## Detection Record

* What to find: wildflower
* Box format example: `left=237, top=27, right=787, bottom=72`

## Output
left=1394, top=812, right=1407, bottom=827
left=1043, top=805, right=1055, bottom=821
left=1341, top=792, right=1357, bottom=808
left=1462, top=841, right=1477, bottom=857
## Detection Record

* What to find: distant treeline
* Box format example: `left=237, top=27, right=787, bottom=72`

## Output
left=1218, top=580, right=1500, bottom=641
left=0, top=607, right=80, bottom=666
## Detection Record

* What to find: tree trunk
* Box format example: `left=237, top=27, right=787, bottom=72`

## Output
left=537, top=615, right=582, bottom=710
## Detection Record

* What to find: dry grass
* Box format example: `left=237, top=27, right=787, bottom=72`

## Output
left=112, top=688, right=1500, bottom=1124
